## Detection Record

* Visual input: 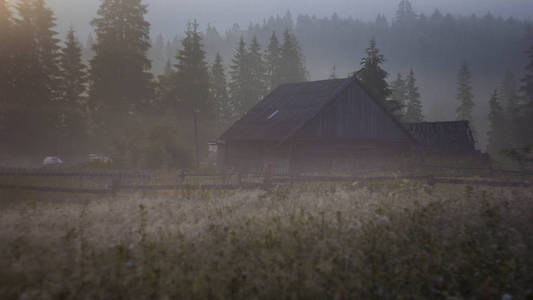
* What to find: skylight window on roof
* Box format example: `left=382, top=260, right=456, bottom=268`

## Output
left=267, top=110, right=279, bottom=120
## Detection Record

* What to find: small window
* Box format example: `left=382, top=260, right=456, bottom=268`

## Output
left=267, top=110, right=279, bottom=120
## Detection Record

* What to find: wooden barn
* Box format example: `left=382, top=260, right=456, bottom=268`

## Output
left=213, top=77, right=419, bottom=174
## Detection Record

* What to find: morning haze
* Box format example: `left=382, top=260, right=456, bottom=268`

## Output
left=49, top=0, right=533, bottom=38
left=2, top=0, right=533, bottom=298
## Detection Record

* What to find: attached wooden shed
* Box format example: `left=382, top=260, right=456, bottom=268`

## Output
left=405, top=121, right=477, bottom=154
left=216, top=77, right=417, bottom=174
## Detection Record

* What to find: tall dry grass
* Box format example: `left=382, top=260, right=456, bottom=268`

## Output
left=1, top=182, right=532, bottom=299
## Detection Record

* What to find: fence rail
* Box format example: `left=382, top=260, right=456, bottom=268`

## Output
left=1, top=173, right=530, bottom=195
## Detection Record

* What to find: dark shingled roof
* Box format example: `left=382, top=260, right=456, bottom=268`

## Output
left=406, top=121, right=476, bottom=153
left=220, top=78, right=354, bottom=141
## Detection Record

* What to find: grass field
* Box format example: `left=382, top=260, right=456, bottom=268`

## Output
left=1, top=181, right=532, bottom=299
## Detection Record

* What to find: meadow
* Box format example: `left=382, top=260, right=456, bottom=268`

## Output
left=0, top=181, right=532, bottom=299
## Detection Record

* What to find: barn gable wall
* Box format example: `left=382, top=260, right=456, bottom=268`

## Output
left=297, top=82, right=411, bottom=143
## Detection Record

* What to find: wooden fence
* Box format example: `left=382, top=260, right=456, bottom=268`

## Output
left=0, top=165, right=531, bottom=195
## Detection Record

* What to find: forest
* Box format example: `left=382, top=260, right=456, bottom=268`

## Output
left=1, top=0, right=533, bottom=168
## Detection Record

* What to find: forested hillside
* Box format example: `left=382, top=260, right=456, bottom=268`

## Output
left=2, top=0, right=532, bottom=166
left=135, top=7, right=531, bottom=149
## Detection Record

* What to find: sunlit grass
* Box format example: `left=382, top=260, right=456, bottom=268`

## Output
left=1, top=182, right=532, bottom=299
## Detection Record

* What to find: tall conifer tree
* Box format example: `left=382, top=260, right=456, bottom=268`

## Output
left=519, top=44, right=533, bottom=142
left=456, top=62, right=476, bottom=139
left=264, top=32, right=282, bottom=91
left=174, top=20, right=210, bottom=116
left=246, top=36, right=267, bottom=111
left=279, top=30, right=306, bottom=84
left=229, top=37, right=250, bottom=115
left=389, top=73, right=407, bottom=119
left=487, top=89, right=505, bottom=155
left=89, top=0, right=153, bottom=127
left=59, top=27, right=87, bottom=142
left=6, top=0, right=61, bottom=154
left=357, top=39, right=394, bottom=111
left=0, top=0, right=13, bottom=115
left=210, top=53, right=232, bottom=129
left=405, top=69, right=424, bottom=122
left=329, top=65, right=338, bottom=79
left=501, top=70, right=520, bottom=147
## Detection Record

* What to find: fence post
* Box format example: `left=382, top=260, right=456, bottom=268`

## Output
left=180, top=169, right=186, bottom=184
left=263, top=164, right=272, bottom=191
left=237, top=172, right=242, bottom=187
left=427, top=175, right=435, bottom=187
left=111, top=176, right=121, bottom=196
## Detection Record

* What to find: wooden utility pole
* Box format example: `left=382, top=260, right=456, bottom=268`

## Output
left=193, top=108, right=200, bottom=169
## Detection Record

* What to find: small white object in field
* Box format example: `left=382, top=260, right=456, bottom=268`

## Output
left=88, top=154, right=112, bottom=163
left=42, top=156, right=63, bottom=166
left=502, top=294, right=512, bottom=300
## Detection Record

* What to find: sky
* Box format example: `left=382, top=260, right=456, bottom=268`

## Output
left=44, top=0, right=533, bottom=40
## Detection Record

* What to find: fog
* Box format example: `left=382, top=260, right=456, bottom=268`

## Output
left=47, top=0, right=533, bottom=38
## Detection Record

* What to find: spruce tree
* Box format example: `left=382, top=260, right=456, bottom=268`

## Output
left=279, top=30, right=306, bottom=84
left=487, top=89, right=505, bottom=155
left=329, top=65, right=338, bottom=79
left=33, top=0, right=61, bottom=103
left=405, top=69, right=424, bottom=122
left=519, top=45, right=533, bottom=142
left=264, top=32, right=282, bottom=90
left=174, top=20, right=210, bottom=117
left=389, top=73, right=407, bottom=119
left=246, top=36, right=267, bottom=111
left=89, top=0, right=153, bottom=127
left=59, top=27, right=87, bottom=142
left=456, top=62, right=476, bottom=139
left=6, top=0, right=61, bottom=154
left=210, top=53, right=232, bottom=130
left=229, top=37, right=250, bottom=116
left=0, top=0, right=13, bottom=114
left=396, top=0, right=417, bottom=24
left=501, top=70, right=520, bottom=146
left=357, top=39, right=394, bottom=111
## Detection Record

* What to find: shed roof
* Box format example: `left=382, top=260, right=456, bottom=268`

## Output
left=405, top=121, right=476, bottom=152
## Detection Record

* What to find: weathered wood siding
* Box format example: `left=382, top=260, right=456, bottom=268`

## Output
left=297, top=83, right=411, bottom=143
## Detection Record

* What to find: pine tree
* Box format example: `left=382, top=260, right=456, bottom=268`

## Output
left=174, top=20, right=210, bottom=116
left=264, top=32, right=282, bottom=90
left=405, top=69, right=424, bottom=122
left=5, top=0, right=62, bottom=154
left=246, top=36, right=267, bottom=111
left=59, top=27, right=87, bottom=142
left=89, top=0, right=153, bottom=127
left=83, top=33, right=95, bottom=61
left=329, top=65, right=338, bottom=79
left=396, top=0, right=417, bottom=24
left=33, top=0, right=61, bottom=103
left=519, top=44, right=533, bottom=142
left=279, top=30, right=307, bottom=84
left=357, top=39, right=394, bottom=111
left=389, top=73, right=407, bottom=119
left=501, top=70, right=520, bottom=146
left=229, top=37, right=250, bottom=115
left=210, top=53, right=232, bottom=130
left=0, top=0, right=13, bottom=114
left=456, top=62, right=475, bottom=137
left=487, top=89, right=505, bottom=155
